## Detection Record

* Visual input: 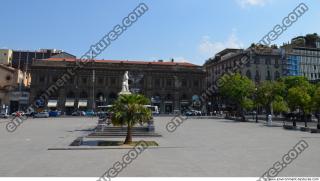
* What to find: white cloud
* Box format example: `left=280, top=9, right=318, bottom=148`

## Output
left=237, top=0, right=270, bottom=8
left=198, top=32, right=244, bottom=58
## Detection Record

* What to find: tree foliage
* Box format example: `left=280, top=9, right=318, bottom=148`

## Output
left=111, top=94, right=152, bottom=144
left=272, top=96, right=289, bottom=113
left=312, top=86, right=320, bottom=112
left=282, top=76, right=314, bottom=114
left=287, top=87, right=312, bottom=114
left=220, top=73, right=255, bottom=108
left=256, top=81, right=286, bottom=114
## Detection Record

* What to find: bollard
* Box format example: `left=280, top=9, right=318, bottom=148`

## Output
left=267, top=114, right=272, bottom=126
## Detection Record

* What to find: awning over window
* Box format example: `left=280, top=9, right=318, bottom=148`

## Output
left=47, top=100, right=58, bottom=108
left=78, top=100, right=88, bottom=108
left=164, top=101, right=173, bottom=104
left=65, top=100, right=75, bottom=107
left=180, top=101, right=190, bottom=105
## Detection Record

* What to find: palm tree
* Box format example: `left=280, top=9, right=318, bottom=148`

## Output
left=111, top=94, right=152, bottom=144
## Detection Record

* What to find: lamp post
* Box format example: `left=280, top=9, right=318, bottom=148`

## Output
left=255, top=87, right=258, bottom=123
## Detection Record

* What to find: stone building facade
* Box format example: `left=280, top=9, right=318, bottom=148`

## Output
left=30, top=58, right=205, bottom=114
left=203, top=47, right=283, bottom=111
left=0, top=64, right=30, bottom=113
left=204, top=47, right=283, bottom=89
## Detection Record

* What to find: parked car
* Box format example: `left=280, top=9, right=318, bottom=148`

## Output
left=11, top=111, right=25, bottom=117
left=173, top=109, right=181, bottom=115
left=25, top=111, right=36, bottom=117
left=185, top=110, right=202, bottom=116
left=97, top=111, right=108, bottom=119
left=71, top=111, right=86, bottom=116
left=49, top=110, right=61, bottom=117
left=34, top=112, right=49, bottom=118
left=85, top=110, right=96, bottom=116
left=0, top=113, right=9, bottom=119
left=185, top=111, right=193, bottom=116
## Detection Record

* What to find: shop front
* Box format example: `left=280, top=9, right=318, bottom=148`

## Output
left=65, top=99, right=75, bottom=115
left=180, top=100, right=190, bottom=114
left=78, top=99, right=88, bottom=111
left=164, top=101, right=173, bottom=114
left=47, top=100, right=58, bottom=111
left=151, top=96, right=161, bottom=113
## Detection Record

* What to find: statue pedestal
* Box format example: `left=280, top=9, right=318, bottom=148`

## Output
left=118, top=91, right=132, bottom=95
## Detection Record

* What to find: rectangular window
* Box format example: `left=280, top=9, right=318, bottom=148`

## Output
left=105, top=77, right=108, bottom=86
left=111, top=78, right=116, bottom=85
left=82, top=77, right=87, bottom=84
left=254, top=58, right=260, bottom=64
left=182, top=79, right=187, bottom=87
left=98, top=77, right=104, bottom=84
left=166, top=79, right=172, bottom=87
left=69, top=77, right=74, bottom=84
left=193, top=80, right=199, bottom=87
left=39, top=76, right=45, bottom=83
left=52, top=76, right=58, bottom=83
left=154, top=79, right=161, bottom=88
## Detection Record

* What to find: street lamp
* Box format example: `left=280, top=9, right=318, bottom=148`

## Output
left=255, top=87, right=258, bottom=123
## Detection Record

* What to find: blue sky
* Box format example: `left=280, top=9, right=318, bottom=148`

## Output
left=0, top=0, right=319, bottom=65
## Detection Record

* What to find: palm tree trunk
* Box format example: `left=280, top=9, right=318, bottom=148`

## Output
left=124, top=125, right=132, bottom=144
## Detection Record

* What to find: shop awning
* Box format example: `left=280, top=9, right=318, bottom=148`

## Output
left=47, top=100, right=58, bottom=108
left=78, top=100, right=88, bottom=108
left=65, top=100, right=75, bottom=107
left=180, top=101, right=190, bottom=104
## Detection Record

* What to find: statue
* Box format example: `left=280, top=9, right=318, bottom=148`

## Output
left=119, top=71, right=131, bottom=95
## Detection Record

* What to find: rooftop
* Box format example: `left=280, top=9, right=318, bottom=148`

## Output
left=38, top=58, right=200, bottom=67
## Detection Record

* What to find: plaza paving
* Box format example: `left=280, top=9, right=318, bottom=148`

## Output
left=0, top=116, right=319, bottom=177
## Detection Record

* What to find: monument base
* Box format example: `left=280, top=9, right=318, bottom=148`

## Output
left=118, top=91, right=132, bottom=95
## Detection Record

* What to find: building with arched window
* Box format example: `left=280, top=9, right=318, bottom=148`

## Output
left=203, top=47, right=283, bottom=112
left=30, top=58, right=205, bottom=114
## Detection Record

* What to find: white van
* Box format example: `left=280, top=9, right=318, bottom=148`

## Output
left=145, top=105, right=159, bottom=116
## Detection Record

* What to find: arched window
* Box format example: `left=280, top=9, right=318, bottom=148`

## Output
left=96, top=92, right=106, bottom=106
left=246, top=70, right=252, bottom=79
left=246, top=61, right=251, bottom=67
left=274, top=58, right=280, bottom=68
left=151, top=93, right=161, bottom=104
left=108, top=92, right=117, bottom=103
left=66, top=91, right=75, bottom=98
left=254, top=58, right=260, bottom=64
left=79, top=91, right=88, bottom=99
left=267, top=70, right=272, bottom=80
left=181, top=93, right=188, bottom=100
left=96, top=92, right=105, bottom=101
left=274, top=71, right=280, bottom=80
left=165, top=94, right=173, bottom=100
left=255, top=71, right=260, bottom=82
